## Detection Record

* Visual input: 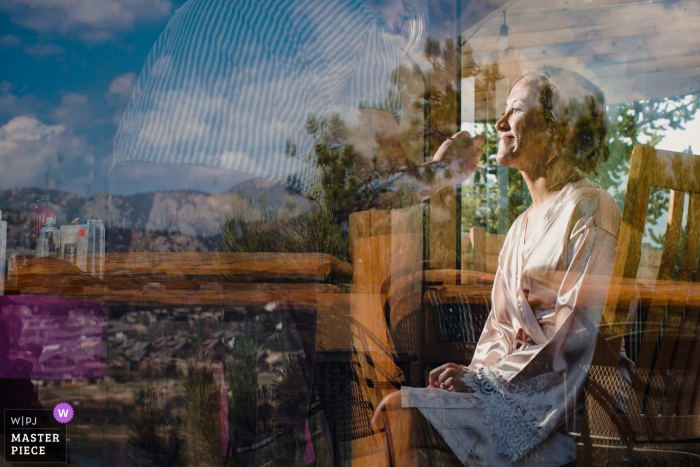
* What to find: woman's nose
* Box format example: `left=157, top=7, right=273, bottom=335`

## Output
left=495, top=113, right=509, bottom=132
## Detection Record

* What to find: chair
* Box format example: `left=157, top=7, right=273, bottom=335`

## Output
left=314, top=306, right=413, bottom=466
left=421, top=285, right=488, bottom=374
left=578, top=145, right=700, bottom=465
left=381, top=262, right=491, bottom=386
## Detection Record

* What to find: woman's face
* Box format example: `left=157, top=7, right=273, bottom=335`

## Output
left=495, top=77, right=549, bottom=171
left=367, top=0, right=404, bottom=32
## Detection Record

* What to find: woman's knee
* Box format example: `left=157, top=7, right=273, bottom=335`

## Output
left=372, top=390, right=403, bottom=431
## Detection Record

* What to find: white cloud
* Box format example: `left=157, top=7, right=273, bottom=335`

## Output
left=0, top=115, right=95, bottom=192
left=1, top=115, right=64, bottom=143
left=107, top=73, right=138, bottom=125
left=24, top=43, right=65, bottom=56
left=220, top=151, right=264, bottom=174
left=0, top=0, right=172, bottom=42
left=53, top=92, right=96, bottom=129
left=0, top=84, right=44, bottom=117
left=60, top=93, right=88, bottom=106
left=107, top=73, right=137, bottom=99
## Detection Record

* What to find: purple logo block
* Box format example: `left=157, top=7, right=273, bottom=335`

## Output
left=53, top=403, right=74, bottom=423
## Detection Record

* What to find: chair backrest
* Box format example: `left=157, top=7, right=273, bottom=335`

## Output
left=580, top=145, right=700, bottom=460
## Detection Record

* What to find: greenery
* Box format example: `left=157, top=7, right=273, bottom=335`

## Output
left=220, top=36, right=495, bottom=265
left=588, top=96, right=700, bottom=247
left=222, top=328, right=315, bottom=466
left=224, top=338, right=261, bottom=458
left=285, top=112, right=421, bottom=224
left=270, top=355, right=312, bottom=437
left=220, top=192, right=351, bottom=283
left=127, top=384, right=186, bottom=467
left=183, top=351, right=222, bottom=467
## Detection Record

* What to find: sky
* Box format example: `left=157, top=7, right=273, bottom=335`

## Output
left=0, top=0, right=697, bottom=199
left=654, top=115, right=699, bottom=155
left=0, top=0, right=188, bottom=195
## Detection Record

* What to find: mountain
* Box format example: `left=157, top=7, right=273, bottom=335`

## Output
left=0, top=188, right=257, bottom=253
left=0, top=177, right=311, bottom=253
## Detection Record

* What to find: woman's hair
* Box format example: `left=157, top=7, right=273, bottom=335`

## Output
left=511, top=67, right=610, bottom=174
left=401, top=0, right=427, bottom=54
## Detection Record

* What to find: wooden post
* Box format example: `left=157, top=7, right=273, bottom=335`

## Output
left=470, top=226, right=486, bottom=272
left=429, top=186, right=457, bottom=274
left=348, top=207, right=423, bottom=467
left=349, top=206, right=423, bottom=350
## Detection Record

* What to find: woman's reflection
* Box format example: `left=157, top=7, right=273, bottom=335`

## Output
left=109, top=0, right=423, bottom=198
left=373, top=68, right=630, bottom=466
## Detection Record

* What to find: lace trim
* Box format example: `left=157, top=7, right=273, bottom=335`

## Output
left=470, top=367, right=563, bottom=462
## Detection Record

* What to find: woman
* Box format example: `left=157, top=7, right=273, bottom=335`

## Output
left=373, top=68, right=630, bottom=466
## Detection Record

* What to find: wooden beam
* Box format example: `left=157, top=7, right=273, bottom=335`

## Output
left=464, top=14, right=700, bottom=55
left=507, top=0, right=690, bottom=15
left=633, top=74, right=700, bottom=103
left=480, top=0, right=700, bottom=37
left=459, top=0, right=517, bottom=46
left=622, top=66, right=700, bottom=102
left=465, top=27, right=700, bottom=69
left=471, top=50, right=700, bottom=86
left=463, top=55, right=700, bottom=115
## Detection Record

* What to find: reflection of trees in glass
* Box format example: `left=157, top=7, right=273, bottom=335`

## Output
left=270, top=355, right=310, bottom=436
left=224, top=35, right=490, bottom=260
left=420, top=36, right=461, bottom=155
left=220, top=192, right=351, bottom=283
left=285, top=113, right=420, bottom=224
left=183, top=350, right=221, bottom=467
left=225, top=337, right=260, bottom=458
left=283, top=37, right=489, bottom=224
left=396, top=37, right=512, bottom=232
left=127, top=384, right=185, bottom=467
left=257, top=355, right=311, bottom=466
left=224, top=330, right=313, bottom=465
left=461, top=122, right=509, bottom=231
left=127, top=352, right=220, bottom=467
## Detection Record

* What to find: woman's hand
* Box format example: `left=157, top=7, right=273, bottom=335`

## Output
left=428, top=131, right=485, bottom=188
left=428, top=363, right=474, bottom=393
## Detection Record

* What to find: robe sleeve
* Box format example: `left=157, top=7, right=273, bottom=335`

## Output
left=466, top=221, right=524, bottom=370
left=466, top=276, right=516, bottom=369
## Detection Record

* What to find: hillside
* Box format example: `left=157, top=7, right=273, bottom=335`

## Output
left=0, top=177, right=310, bottom=253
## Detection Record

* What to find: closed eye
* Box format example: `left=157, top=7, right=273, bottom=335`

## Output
left=503, top=107, right=525, bottom=116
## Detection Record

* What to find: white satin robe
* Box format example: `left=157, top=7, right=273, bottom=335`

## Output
left=402, top=179, right=625, bottom=466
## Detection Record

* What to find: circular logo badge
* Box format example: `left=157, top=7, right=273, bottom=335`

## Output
left=53, top=403, right=74, bottom=424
